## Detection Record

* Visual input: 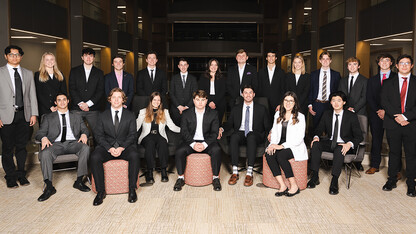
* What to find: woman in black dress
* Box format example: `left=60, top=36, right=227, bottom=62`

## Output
left=285, top=56, right=310, bottom=115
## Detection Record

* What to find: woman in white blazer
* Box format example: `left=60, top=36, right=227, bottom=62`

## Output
left=265, top=91, right=307, bottom=197
left=137, top=92, right=180, bottom=184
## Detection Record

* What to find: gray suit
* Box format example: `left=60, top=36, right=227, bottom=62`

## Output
left=35, top=111, right=90, bottom=182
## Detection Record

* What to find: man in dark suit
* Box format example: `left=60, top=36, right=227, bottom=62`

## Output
left=169, top=58, right=198, bottom=126
left=381, top=54, right=416, bottom=197
left=307, top=91, right=363, bottom=195
left=366, top=54, right=397, bottom=175
left=104, top=55, right=134, bottom=109
left=90, top=88, right=140, bottom=205
left=173, top=90, right=222, bottom=192
left=219, top=85, right=271, bottom=187
left=68, top=48, right=104, bottom=134
left=308, top=51, right=341, bottom=128
left=258, top=50, right=286, bottom=118
left=0, top=45, right=38, bottom=188
left=136, top=51, right=167, bottom=98
left=35, top=93, right=90, bottom=202
left=226, top=49, right=258, bottom=106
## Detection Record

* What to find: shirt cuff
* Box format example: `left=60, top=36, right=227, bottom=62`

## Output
left=86, top=100, right=94, bottom=107
left=202, top=142, right=208, bottom=149
left=190, top=142, right=196, bottom=148
left=308, top=104, right=312, bottom=108
left=402, top=114, right=408, bottom=121
left=348, top=141, right=354, bottom=149
left=78, top=102, right=84, bottom=106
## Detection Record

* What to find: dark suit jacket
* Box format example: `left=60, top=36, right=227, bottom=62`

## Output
left=222, top=102, right=271, bottom=140
left=338, top=74, right=368, bottom=115
left=258, top=66, right=286, bottom=111
left=35, top=111, right=89, bottom=142
left=169, top=73, right=198, bottom=107
left=381, top=74, right=416, bottom=129
left=314, top=110, right=363, bottom=148
left=198, top=74, right=227, bottom=105
left=94, top=108, right=137, bottom=150
left=136, top=68, right=167, bottom=96
left=68, top=64, right=104, bottom=111
left=34, top=72, right=67, bottom=118
left=226, top=64, right=258, bottom=102
left=180, top=107, right=219, bottom=146
left=367, top=72, right=396, bottom=113
left=308, top=68, right=341, bottom=105
left=286, top=72, right=311, bottom=114
left=104, top=71, right=134, bottom=109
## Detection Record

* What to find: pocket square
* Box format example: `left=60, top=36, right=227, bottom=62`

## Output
left=247, top=72, right=251, bottom=75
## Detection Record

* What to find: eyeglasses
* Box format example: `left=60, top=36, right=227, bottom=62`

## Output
left=7, top=53, right=21, bottom=58
left=399, top=62, right=411, bottom=66
left=283, top=99, right=295, bottom=104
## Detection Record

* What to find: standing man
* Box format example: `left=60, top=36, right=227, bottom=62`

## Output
left=136, top=51, right=167, bottom=98
left=219, top=85, right=271, bottom=187
left=68, top=47, right=104, bottom=134
left=308, top=51, right=341, bottom=128
left=104, top=55, right=134, bottom=109
left=366, top=54, right=396, bottom=175
left=173, top=90, right=222, bottom=192
left=381, top=55, right=416, bottom=197
left=258, top=50, right=286, bottom=117
left=169, top=58, right=198, bottom=126
left=227, top=49, right=258, bottom=106
left=90, top=88, right=140, bottom=205
left=36, top=93, right=90, bottom=202
left=0, top=45, right=38, bottom=188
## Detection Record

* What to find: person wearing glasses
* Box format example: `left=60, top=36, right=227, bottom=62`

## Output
left=380, top=55, right=416, bottom=197
left=0, top=45, right=38, bottom=188
left=265, top=91, right=307, bottom=197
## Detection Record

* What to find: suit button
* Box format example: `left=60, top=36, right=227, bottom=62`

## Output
left=85, top=89, right=87, bottom=91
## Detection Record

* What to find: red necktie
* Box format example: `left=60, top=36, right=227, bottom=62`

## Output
left=400, top=77, right=408, bottom=113
left=381, top=73, right=387, bottom=85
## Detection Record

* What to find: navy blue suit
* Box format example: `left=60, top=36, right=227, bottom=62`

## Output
left=104, top=71, right=134, bottom=109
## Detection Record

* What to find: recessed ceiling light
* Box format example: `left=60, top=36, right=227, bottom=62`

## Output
left=304, top=7, right=312, bottom=10
left=122, top=11, right=126, bottom=14
left=11, top=36, right=37, bottom=39
left=389, top=38, right=412, bottom=41
left=370, top=43, right=384, bottom=46
left=138, top=16, right=142, bottom=19
left=117, top=6, right=126, bottom=9
left=42, top=41, right=56, bottom=44
left=304, top=13, right=308, bottom=15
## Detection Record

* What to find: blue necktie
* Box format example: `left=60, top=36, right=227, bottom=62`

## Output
left=244, top=106, right=250, bottom=136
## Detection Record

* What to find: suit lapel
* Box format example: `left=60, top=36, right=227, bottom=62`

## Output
left=69, top=111, right=76, bottom=135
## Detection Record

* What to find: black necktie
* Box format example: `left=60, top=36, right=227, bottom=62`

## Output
left=349, top=76, right=354, bottom=95
left=150, top=69, right=154, bottom=82
left=61, top=114, right=67, bottom=143
left=13, top=68, right=23, bottom=107
left=114, top=110, right=120, bottom=134
left=331, top=114, right=339, bottom=150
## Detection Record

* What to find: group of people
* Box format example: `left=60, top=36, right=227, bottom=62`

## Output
left=1, top=44, right=415, bottom=209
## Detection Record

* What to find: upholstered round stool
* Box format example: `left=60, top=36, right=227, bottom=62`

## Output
left=262, top=154, right=308, bottom=190
left=184, top=153, right=213, bottom=186
left=92, top=159, right=140, bottom=194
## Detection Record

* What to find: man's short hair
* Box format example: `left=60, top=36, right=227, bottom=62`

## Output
left=346, top=56, right=361, bottom=66
left=329, top=91, right=347, bottom=102
left=241, top=85, right=254, bottom=93
left=146, top=50, right=158, bottom=59
left=107, top=87, right=127, bottom=103
left=319, top=51, right=332, bottom=60
left=376, top=53, right=395, bottom=65
left=112, top=55, right=125, bottom=63
left=236, top=49, right=248, bottom=56
left=193, top=90, right=207, bottom=99
left=55, top=92, right=69, bottom=101
left=265, top=50, right=277, bottom=57
left=178, top=58, right=188, bottom=64
left=82, top=48, right=95, bottom=56
left=397, top=54, right=414, bottom=65
left=4, top=45, right=24, bottom=56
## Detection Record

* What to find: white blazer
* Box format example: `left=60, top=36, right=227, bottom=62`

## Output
left=136, top=109, right=180, bottom=144
left=267, top=111, right=308, bottom=161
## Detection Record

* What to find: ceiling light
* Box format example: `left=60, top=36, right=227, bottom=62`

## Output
left=122, top=12, right=126, bottom=14
left=304, top=7, right=312, bottom=10
left=304, top=13, right=308, bottom=15
left=11, top=36, right=37, bottom=39
left=327, top=49, right=342, bottom=52
left=117, top=6, right=126, bottom=9
left=363, top=31, right=413, bottom=42
left=42, top=41, right=56, bottom=44
left=370, top=43, right=384, bottom=46
left=389, top=38, right=412, bottom=41
left=11, top=28, right=63, bottom=39
left=138, top=16, right=142, bottom=19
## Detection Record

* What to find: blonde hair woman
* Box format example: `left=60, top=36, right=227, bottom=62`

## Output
left=285, top=56, right=310, bottom=115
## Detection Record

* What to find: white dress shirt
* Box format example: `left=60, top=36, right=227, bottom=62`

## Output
left=180, top=71, right=188, bottom=83
left=190, top=109, right=208, bottom=149
left=295, top=73, right=301, bottom=85
left=84, top=66, right=91, bottom=82
left=267, top=65, right=276, bottom=84
left=147, top=67, right=156, bottom=78
left=210, top=80, right=215, bottom=95
left=239, top=102, right=254, bottom=132
left=238, top=63, right=246, bottom=84
left=55, top=110, right=76, bottom=142
left=348, top=72, right=359, bottom=92
left=6, top=63, right=22, bottom=94
left=111, top=107, right=123, bottom=124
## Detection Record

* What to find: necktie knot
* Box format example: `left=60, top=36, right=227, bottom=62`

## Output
left=403, top=77, right=407, bottom=81
left=13, top=68, right=18, bottom=72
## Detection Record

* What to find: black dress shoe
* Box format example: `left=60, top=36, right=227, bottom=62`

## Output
left=407, top=187, right=416, bottom=197
left=213, top=178, right=222, bottom=191
left=173, top=178, right=185, bottom=191
left=382, top=180, right=397, bottom=191
left=6, top=178, right=19, bottom=188
left=37, top=187, right=56, bottom=202
left=145, top=171, right=155, bottom=184
left=73, top=181, right=91, bottom=192
left=306, top=178, right=320, bottom=189
left=329, top=177, right=339, bottom=195
left=161, top=168, right=169, bottom=182
left=128, top=189, right=137, bottom=203
left=275, top=188, right=288, bottom=197
left=18, top=177, right=30, bottom=186
left=285, top=188, right=300, bottom=197
left=93, top=192, right=106, bottom=206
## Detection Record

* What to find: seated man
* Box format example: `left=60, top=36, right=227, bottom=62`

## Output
left=35, top=93, right=90, bottom=202
left=173, top=90, right=222, bottom=191
left=307, top=91, right=363, bottom=195
left=90, top=88, right=140, bottom=206
left=219, top=85, right=271, bottom=186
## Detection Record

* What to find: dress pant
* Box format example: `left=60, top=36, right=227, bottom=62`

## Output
left=72, top=110, right=98, bottom=135
left=386, top=126, right=416, bottom=186
left=0, top=110, right=30, bottom=180
left=175, top=142, right=221, bottom=176
left=230, top=131, right=263, bottom=167
left=141, top=133, right=169, bottom=170
left=311, top=101, right=330, bottom=129
left=90, top=145, right=140, bottom=192
left=38, top=141, right=90, bottom=181
left=208, top=95, right=226, bottom=124
left=265, top=148, right=295, bottom=178
left=310, top=139, right=355, bottom=177
left=368, top=112, right=384, bottom=169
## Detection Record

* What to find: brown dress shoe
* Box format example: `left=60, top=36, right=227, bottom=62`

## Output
left=228, top=174, right=239, bottom=185
left=244, top=175, right=253, bottom=187
left=397, top=172, right=402, bottom=181
left=365, top=167, right=379, bottom=174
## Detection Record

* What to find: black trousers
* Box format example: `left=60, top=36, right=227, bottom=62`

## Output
left=90, top=145, right=140, bottom=192
left=170, top=107, right=190, bottom=127
left=230, top=131, right=263, bottom=167
left=311, top=101, right=330, bottom=129
left=175, top=142, right=222, bottom=176
left=368, top=112, right=384, bottom=168
left=0, top=110, right=30, bottom=180
left=265, top=148, right=295, bottom=178
left=141, top=133, right=169, bottom=170
left=310, top=140, right=355, bottom=177
left=386, top=126, right=416, bottom=186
